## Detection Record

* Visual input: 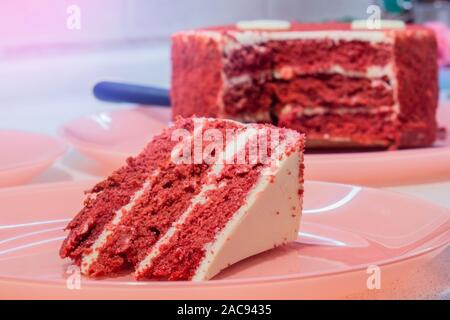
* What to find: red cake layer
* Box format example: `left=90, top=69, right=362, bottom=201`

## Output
left=137, top=163, right=264, bottom=280
left=85, top=120, right=242, bottom=276
left=86, top=162, right=211, bottom=276
left=222, top=77, right=273, bottom=119
left=270, top=74, right=394, bottom=109
left=394, top=29, right=438, bottom=147
left=223, top=73, right=394, bottom=118
left=279, top=109, right=399, bottom=147
left=224, top=39, right=393, bottom=78
left=59, top=121, right=192, bottom=263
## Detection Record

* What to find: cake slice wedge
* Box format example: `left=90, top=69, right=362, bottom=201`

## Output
left=60, top=117, right=305, bottom=281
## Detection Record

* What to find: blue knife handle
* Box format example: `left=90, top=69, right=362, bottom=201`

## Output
left=93, top=81, right=171, bottom=106
left=440, top=68, right=450, bottom=90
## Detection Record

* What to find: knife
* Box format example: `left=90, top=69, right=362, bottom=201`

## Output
left=93, top=81, right=171, bottom=106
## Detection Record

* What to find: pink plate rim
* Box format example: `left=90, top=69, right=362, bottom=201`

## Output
left=0, top=179, right=448, bottom=289
left=58, top=106, right=170, bottom=157
left=0, top=130, right=68, bottom=171
left=60, top=131, right=131, bottom=158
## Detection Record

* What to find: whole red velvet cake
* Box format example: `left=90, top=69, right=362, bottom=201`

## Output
left=171, top=21, right=438, bottom=149
left=60, top=117, right=305, bottom=281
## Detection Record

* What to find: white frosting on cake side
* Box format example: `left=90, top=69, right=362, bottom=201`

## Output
left=227, top=30, right=393, bottom=47
left=193, top=135, right=303, bottom=280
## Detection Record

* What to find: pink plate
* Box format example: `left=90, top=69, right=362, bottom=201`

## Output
left=0, top=130, right=67, bottom=187
left=0, top=180, right=448, bottom=299
left=61, top=104, right=450, bottom=186
left=60, top=107, right=170, bottom=170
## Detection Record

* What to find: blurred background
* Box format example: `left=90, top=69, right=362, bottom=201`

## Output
left=0, top=0, right=449, bottom=134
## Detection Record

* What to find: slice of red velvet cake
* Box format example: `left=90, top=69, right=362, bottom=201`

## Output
left=171, top=21, right=438, bottom=149
left=60, top=117, right=305, bottom=281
